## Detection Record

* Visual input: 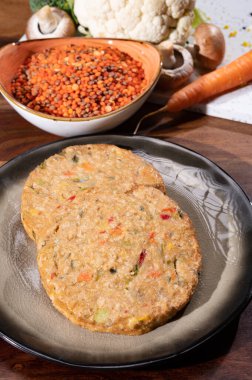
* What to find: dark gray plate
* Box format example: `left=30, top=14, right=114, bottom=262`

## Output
left=0, top=135, right=251, bottom=368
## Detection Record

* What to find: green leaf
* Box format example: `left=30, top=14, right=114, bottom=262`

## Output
left=29, top=1, right=78, bottom=25
left=192, top=8, right=209, bottom=29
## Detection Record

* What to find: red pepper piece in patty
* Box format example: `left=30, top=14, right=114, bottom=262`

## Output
left=50, top=272, right=56, bottom=280
left=67, top=195, right=76, bottom=201
left=130, top=249, right=147, bottom=276
left=138, top=249, right=147, bottom=267
left=160, top=214, right=171, bottom=220
left=160, top=207, right=176, bottom=220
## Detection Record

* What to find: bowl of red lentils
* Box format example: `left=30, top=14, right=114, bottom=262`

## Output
left=0, top=37, right=162, bottom=136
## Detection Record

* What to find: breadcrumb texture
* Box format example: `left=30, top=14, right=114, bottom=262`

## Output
left=37, top=186, right=201, bottom=335
left=21, top=144, right=166, bottom=241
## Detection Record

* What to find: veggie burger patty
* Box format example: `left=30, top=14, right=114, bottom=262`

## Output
left=21, top=144, right=201, bottom=335
left=37, top=186, right=201, bottom=335
left=21, top=144, right=166, bottom=241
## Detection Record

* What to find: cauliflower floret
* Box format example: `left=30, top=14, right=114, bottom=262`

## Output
left=166, top=0, right=194, bottom=18
left=74, top=0, right=196, bottom=44
left=169, top=10, right=195, bottom=44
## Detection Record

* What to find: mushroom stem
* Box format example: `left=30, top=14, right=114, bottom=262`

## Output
left=37, top=5, right=58, bottom=34
left=185, top=44, right=199, bottom=61
left=156, top=40, right=176, bottom=69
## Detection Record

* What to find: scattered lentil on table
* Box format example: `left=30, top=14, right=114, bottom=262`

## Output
left=11, top=44, right=147, bottom=118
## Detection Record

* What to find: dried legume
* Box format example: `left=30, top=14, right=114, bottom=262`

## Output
left=11, top=44, right=147, bottom=118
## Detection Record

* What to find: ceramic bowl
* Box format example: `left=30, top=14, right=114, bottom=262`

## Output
left=0, top=37, right=161, bottom=137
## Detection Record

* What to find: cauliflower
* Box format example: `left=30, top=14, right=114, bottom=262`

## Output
left=74, top=0, right=196, bottom=44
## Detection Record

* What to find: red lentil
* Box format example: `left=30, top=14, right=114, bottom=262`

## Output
left=11, top=44, right=147, bottom=118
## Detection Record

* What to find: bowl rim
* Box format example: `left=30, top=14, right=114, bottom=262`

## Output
left=0, top=37, right=162, bottom=123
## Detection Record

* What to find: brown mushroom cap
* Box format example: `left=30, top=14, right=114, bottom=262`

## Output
left=26, top=6, right=76, bottom=40
left=194, top=23, right=225, bottom=69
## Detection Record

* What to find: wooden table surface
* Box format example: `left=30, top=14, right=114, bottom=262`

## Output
left=0, top=2, right=251, bottom=379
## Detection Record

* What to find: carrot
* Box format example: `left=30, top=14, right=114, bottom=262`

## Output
left=81, top=162, right=94, bottom=172
left=149, top=231, right=156, bottom=243
left=77, top=272, right=92, bottom=282
left=147, top=270, right=162, bottom=279
left=110, top=226, right=123, bottom=236
left=166, top=50, right=252, bottom=112
left=98, top=239, right=108, bottom=245
left=161, top=207, right=176, bottom=213
left=63, top=170, right=74, bottom=176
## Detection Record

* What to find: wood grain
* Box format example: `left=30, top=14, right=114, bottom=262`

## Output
left=0, top=1, right=251, bottom=379
left=0, top=0, right=31, bottom=42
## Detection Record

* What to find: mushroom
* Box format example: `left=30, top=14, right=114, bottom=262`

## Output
left=26, top=5, right=76, bottom=40
left=156, top=40, right=176, bottom=69
left=156, top=42, right=194, bottom=89
left=191, top=23, right=226, bottom=70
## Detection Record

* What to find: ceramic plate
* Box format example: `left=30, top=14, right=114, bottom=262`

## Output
left=0, top=135, right=251, bottom=368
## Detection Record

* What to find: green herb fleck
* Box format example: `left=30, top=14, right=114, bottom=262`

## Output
left=36, top=179, right=45, bottom=186
left=95, top=269, right=103, bottom=281
left=178, top=209, right=184, bottom=219
left=73, top=176, right=90, bottom=183
left=58, top=151, right=66, bottom=157
left=160, top=243, right=166, bottom=263
left=130, top=264, right=139, bottom=276
left=122, top=240, right=131, bottom=247
left=39, top=161, right=46, bottom=169
left=72, top=155, right=79, bottom=163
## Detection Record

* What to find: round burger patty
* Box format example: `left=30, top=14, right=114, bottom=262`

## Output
left=21, top=144, right=166, bottom=241
left=37, top=186, right=201, bottom=335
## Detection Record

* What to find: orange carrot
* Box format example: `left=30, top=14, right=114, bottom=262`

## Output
left=81, top=162, right=94, bottom=172
left=149, top=231, right=156, bottom=243
left=147, top=270, right=162, bottom=279
left=98, top=239, right=108, bottom=245
left=110, top=225, right=123, bottom=236
left=77, top=272, right=92, bottom=282
left=63, top=170, right=74, bottom=176
left=166, top=50, right=252, bottom=113
left=161, top=207, right=176, bottom=213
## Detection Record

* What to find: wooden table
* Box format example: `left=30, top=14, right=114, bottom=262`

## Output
left=0, top=2, right=251, bottom=379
